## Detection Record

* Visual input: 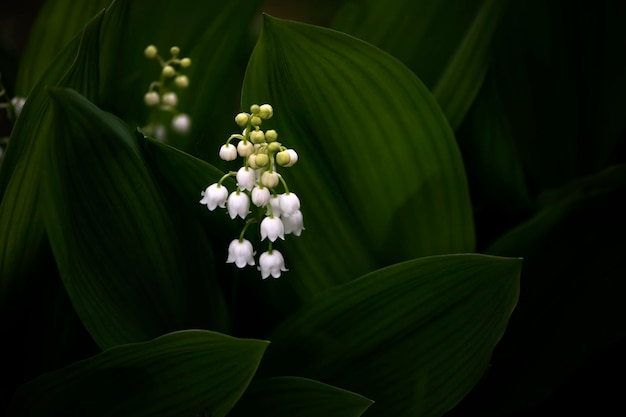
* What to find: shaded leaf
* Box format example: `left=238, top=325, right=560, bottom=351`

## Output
left=9, top=330, right=269, bottom=417
left=0, top=10, right=104, bottom=301
left=477, top=165, right=626, bottom=414
left=43, top=88, right=227, bottom=349
left=229, top=376, right=373, bottom=417
left=98, top=0, right=260, bottom=154
left=332, top=0, right=507, bottom=128
left=263, top=254, right=521, bottom=417
left=15, top=0, right=110, bottom=95
left=242, top=15, right=475, bottom=298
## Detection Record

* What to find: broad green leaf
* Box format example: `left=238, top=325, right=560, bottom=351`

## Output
left=15, top=0, right=111, bottom=95
left=242, top=16, right=475, bottom=298
left=43, top=88, right=227, bottom=349
left=263, top=254, right=521, bottom=417
left=229, top=376, right=373, bottom=417
left=332, top=0, right=507, bottom=129
left=98, top=0, right=259, bottom=154
left=456, top=72, right=533, bottom=246
left=0, top=11, right=103, bottom=302
left=477, top=165, right=626, bottom=414
left=9, top=330, right=269, bottom=417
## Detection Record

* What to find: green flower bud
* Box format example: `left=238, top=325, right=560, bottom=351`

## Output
left=144, top=45, right=158, bottom=59
left=250, top=104, right=260, bottom=114
left=267, top=142, right=281, bottom=153
left=265, top=129, right=278, bottom=142
left=174, top=75, right=189, bottom=88
left=247, top=154, right=259, bottom=169
left=162, top=65, right=176, bottom=78
left=180, top=57, right=192, bottom=68
left=276, top=150, right=291, bottom=166
left=144, top=91, right=160, bottom=107
left=251, top=116, right=262, bottom=127
left=255, top=153, right=269, bottom=167
left=235, top=112, right=249, bottom=127
left=250, top=130, right=265, bottom=144
left=170, top=46, right=180, bottom=56
left=259, top=104, right=273, bottom=119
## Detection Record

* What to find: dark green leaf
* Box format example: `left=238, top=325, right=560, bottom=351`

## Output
left=9, top=330, right=269, bottom=417
left=15, top=0, right=110, bottom=95
left=98, top=0, right=260, bottom=154
left=0, top=10, right=104, bottom=301
left=242, top=16, right=475, bottom=298
left=263, top=254, right=521, bottom=417
left=332, top=0, right=507, bottom=129
left=43, top=88, right=227, bottom=349
left=229, top=376, right=373, bottom=417
left=479, top=165, right=626, bottom=414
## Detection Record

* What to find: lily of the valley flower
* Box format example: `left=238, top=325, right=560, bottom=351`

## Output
left=200, top=183, right=228, bottom=210
left=260, top=216, right=285, bottom=241
left=236, top=167, right=256, bottom=191
left=258, top=250, right=288, bottom=279
left=251, top=186, right=271, bottom=207
left=227, top=191, right=250, bottom=219
left=199, top=103, right=303, bottom=279
left=279, top=192, right=300, bottom=216
left=226, top=239, right=255, bottom=268
left=282, top=210, right=304, bottom=236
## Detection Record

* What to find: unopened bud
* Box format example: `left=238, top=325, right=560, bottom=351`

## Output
left=261, top=171, right=279, bottom=188
left=265, top=129, right=278, bottom=142
left=170, top=46, right=180, bottom=56
left=162, top=65, right=176, bottom=78
left=235, top=112, right=249, bottom=127
left=161, top=92, right=178, bottom=107
left=259, top=104, right=273, bottom=119
left=250, top=104, right=260, bottom=114
left=144, top=45, right=158, bottom=59
left=174, top=75, right=189, bottom=88
left=250, top=130, right=265, bottom=144
left=255, top=153, right=269, bottom=167
left=268, top=142, right=281, bottom=153
left=276, top=151, right=291, bottom=166
left=144, top=91, right=160, bottom=106
left=180, top=57, right=192, bottom=68
left=251, top=116, right=262, bottom=126
left=237, top=140, right=254, bottom=157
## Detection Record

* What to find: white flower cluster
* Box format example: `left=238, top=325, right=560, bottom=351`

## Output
left=200, top=104, right=303, bottom=279
left=141, top=45, right=192, bottom=141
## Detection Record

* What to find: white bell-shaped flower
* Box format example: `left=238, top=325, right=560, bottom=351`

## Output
left=279, top=192, right=300, bottom=216
left=227, top=191, right=250, bottom=219
left=258, top=250, right=288, bottom=279
left=219, top=144, right=238, bottom=161
left=226, top=239, right=255, bottom=268
left=267, top=194, right=282, bottom=217
left=236, top=167, right=256, bottom=191
left=260, top=216, right=285, bottom=241
left=200, top=183, right=228, bottom=210
left=251, top=186, right=271, bottom=207
left=282, top=210, right=304, bottom=236
left=172, top=113, right=191, bottom=134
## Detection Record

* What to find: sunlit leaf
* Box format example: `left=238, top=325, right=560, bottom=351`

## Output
left=263, top=254, right=521, bottom=417
left=242, top=15, right=475, bottom=299
left=43, top=88, right=228, bottom=349
left=229, top=376, right=373, bottom=417
left=9, top=330, right=269, bottom=417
